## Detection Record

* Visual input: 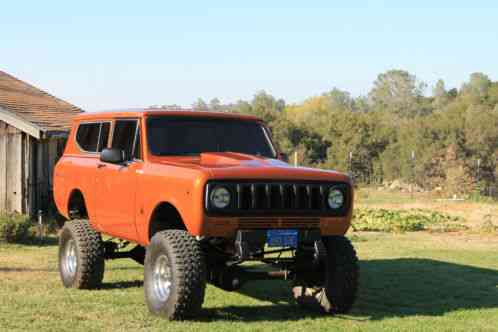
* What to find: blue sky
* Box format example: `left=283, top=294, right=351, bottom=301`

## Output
left=1, top=1, right=497, bottom=111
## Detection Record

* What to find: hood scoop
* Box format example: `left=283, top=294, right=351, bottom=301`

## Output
left=200, top=152, right=263, bottom=166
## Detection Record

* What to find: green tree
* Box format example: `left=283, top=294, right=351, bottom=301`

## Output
left=486, top=82, right=498, bottom=106
left=251, top=90, right=285, bottom=123
left=192, top=98, right=208, bottom=111
left=271, top=117, right=329, bottom=165
left=322, top=88, right=353, bottom=112
left=447, top=88, right=458, bottom=99
left=368, top=69, right=427, bottom=117
left=352, top=96, right=370, bottom=112
left=462, top=72, right=491, bottom=98
left=209, top=98, right=223, bottom=112
left=229, top=100, right=253, bottom=114
left=183, top=70, right=498, bottom=195
left=432, top=79, right=448, bottom=109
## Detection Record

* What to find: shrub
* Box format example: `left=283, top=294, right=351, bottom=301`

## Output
left=0, top=213, right=35, bottom=243
left=480, top=214, right=498, bottom=234
left=352, top=208, right=468, bottom=233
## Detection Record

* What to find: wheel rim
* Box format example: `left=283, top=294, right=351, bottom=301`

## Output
left=152, top=254, right=173, bottom=303
left=63, top=239, right=77, bottom=277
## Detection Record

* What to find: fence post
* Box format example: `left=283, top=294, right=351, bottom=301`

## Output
left=38, top=210, right=43, bottom=243
left=476, top=158, right=481, bottom=197
left=411, top=151, right=416, bottom=199
left=348, top=151, right=353, bottom=182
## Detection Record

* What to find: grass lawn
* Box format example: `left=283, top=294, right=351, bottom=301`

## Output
left=1, top=232, right=497, bottom=332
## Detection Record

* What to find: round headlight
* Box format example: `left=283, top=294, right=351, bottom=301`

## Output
left=328, top=188, right=345, bottom=209
left=210, top=186, right=231, bottom=209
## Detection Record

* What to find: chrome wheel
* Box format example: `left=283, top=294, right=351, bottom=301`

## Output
left=63, top=239, right=77, bottom=277
left=152, top=254, right=173, bottom=302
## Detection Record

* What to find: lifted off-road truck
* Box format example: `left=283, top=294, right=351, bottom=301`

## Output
left=54, top=109, right=358, bottom=320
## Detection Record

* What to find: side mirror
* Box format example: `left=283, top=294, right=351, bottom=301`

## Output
left=100, top=148, right=125, bottom=164
left=277, top=152, right=289, bottom=162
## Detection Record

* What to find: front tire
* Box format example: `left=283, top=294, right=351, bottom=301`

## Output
left=293, top=236, right=359, bottom=314
left=144, top=230, right=206, bottom=320
left=58, top=220, right=105, bottom=289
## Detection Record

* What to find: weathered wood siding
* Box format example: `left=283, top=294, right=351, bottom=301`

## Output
left=0, top=122, right=6, bottom=211
left=0, top=122, right=24, bottom=213
left=0, top=120, right=66, bottom=216
left=25, top=135, right=35, bottom=214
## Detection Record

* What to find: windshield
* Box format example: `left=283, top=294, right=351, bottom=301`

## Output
left=146, top=116, right=276, bottom=158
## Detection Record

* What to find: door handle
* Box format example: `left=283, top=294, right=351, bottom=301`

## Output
left=97, top=163, right=107, bottom=169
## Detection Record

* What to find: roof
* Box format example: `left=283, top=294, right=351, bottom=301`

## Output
left=0, top=70, right=82, bottom=136
left=75, top=108, right=261, bottom=122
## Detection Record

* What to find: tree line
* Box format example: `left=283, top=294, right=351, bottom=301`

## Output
left=189, top=70, right=498, bottom=195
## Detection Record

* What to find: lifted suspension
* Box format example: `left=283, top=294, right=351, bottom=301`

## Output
left=103, top=241, right=145, bottom=265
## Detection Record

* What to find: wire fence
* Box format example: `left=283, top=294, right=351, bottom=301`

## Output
left=347, top=166, right=498, bottom=201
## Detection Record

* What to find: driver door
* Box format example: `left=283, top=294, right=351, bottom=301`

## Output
left=96, top=119, right=143, bottom=241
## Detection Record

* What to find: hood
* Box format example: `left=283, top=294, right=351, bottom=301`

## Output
left=151, top=152, right=351, bottom=183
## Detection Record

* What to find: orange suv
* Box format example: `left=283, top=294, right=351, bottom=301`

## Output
left=54, top=109, right=358, bottom=320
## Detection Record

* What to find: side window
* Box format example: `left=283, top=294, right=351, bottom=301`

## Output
left=98, top=122, right=110, bottom=152
left=133, top=125, right=142, bottom=160
left=112, top=120, right=138, bottom=160
left=76, top=123, right=100, bottom=152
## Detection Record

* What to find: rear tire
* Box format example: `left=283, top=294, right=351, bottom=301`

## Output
left=293, top=236, right=359, bottom=314
left=58, top=220, right=105, bottom=289
left=144, top=230, right=206, bottom=320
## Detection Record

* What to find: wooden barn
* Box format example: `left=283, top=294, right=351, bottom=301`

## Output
left=0, top=70, right=82, bottom=216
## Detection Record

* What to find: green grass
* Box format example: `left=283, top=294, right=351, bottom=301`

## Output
left=356, top=188, right=426, bottom=205
left=1, top=233, right=498, bottom=331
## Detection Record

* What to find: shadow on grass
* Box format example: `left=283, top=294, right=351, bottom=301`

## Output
left=199, top=304, right=321, bottom=322
left=100, top=280, right=143, bottom=290
left=0, top=264, right=141, bottom=274
left=107, top=265, right=143, bottom=271
left=199, top=258, right=498, bottom=322
left=8, top=236, right=59, bottom=247
left=35, top=237, right=59, bottom=246
left=198, top=279, right=320, bottom=322
left=0, top=267, right=55, bottom=272
left=356, top=258, right=498, bottom=320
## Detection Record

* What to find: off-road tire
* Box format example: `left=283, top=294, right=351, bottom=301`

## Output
left=293, top=236, right=359, bottom=314
left=144, top=230, right=206, bottom=320
left=58, top=219, right=105, bottom=289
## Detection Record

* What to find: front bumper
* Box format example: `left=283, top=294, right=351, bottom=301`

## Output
left=203, top=215, right=351, bottom=237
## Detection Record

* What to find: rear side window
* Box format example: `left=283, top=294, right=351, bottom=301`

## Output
left=76, top=122, right=111, bottom=153
left=112, top=120, right=138, bottom=160
left=76, top=123, right=100, bottom=152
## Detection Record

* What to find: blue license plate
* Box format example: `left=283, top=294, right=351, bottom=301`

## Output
left=266, top=229, right=298, bottom=248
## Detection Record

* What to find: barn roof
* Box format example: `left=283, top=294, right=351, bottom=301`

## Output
left=0, top=70, right=82, bottom=138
